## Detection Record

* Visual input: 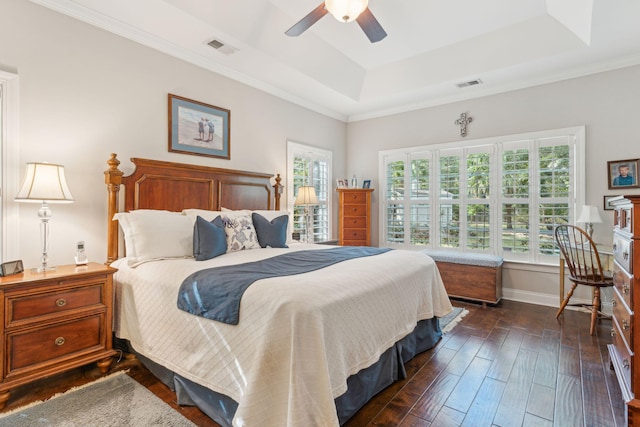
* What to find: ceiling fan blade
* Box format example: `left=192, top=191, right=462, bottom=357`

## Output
left=285, top=3, right=329, bottom=37
left=356, top=8, right=387, bottom=43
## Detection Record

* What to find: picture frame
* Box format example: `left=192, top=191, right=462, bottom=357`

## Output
left=603, top=195, right=618, bottom=211
left=336, top=179, right=348, bottom=188
left=607, top=158, right=639, bottom=189
left=168, top=94, right=230, bottom=160
left=362, top=180, right=371, bottom=189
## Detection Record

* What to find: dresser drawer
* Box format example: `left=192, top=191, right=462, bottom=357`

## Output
left=344, top=204, right=367, bottom=216
left=7, top=315, right=104, bottom=374
left=342, top=229, right=366, bottom=241
left=6, top=283, right=104, bottom=327
left=612, top=287, right=633, bottom=348
left=613, top=263, right=633, bottom=309
left=342, top=192, right=367, bottom=204
left=342, top=216, right=367, bottom=228
left=613, top=234, right=633, bottom=274
left=611, top=316, right=633, bottom=392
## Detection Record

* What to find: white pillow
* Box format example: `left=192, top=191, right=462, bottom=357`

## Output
left=113, top=210, right=194, bottom=266
left=182, top=208, right=223, bottom=222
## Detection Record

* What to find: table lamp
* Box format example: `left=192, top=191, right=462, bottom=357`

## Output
left=15, top=162, right=74, bottom=272
left=577, top=205, right=602, bottom=239
left=294, top=186, right=318, bottom=243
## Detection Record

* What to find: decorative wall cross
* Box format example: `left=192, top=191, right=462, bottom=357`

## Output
left=455, top=112, right=473, bottom=137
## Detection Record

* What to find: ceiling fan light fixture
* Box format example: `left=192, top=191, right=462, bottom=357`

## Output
left=325, top=0, right=369, bottom=23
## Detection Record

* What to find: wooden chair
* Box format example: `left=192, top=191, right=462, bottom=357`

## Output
left=555, top=224, right=614, bottom=335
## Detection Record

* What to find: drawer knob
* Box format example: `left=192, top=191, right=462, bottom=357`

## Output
left=55, top=337, right=66, bottom=346
left=612, top=298, right=617, bottom=306
left=56, top=298, right=67, bottom=307
left=613, top=243, right=617, bottom=252
left=623, top=358, right=630, bottom=369
left=352, top=220, right=357, bottom=224
left=352, top=208, right=357, bottom=212
left=623, top=319, right=630, bottom=330
left=623, top=251, right=629, bottom=260
left=611, top=328, right=616, bottom=337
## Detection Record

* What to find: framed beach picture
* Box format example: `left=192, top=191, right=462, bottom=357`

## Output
left=168, top=94, right=230, bottom=160
left=607, top=159, right=639, bottom=189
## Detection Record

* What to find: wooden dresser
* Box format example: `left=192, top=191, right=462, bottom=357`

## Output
left=337, top=188, right=374, bottom=246
left=0, top=263, right=117, bottom=409
left=609, top=195, right=640, bottom=425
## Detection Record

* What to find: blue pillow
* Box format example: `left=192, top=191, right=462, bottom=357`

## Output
left=193, top=215, right=227, bottom=260
left=252, top=213, right=289, bottom=248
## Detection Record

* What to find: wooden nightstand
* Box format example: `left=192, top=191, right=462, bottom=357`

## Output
left=0, top=263, right=117, bottom=409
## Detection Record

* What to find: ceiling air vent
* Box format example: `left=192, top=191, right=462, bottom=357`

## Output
left=456, top=79, right=483, bottom=88
left=206, top=39, right=238, bottom=56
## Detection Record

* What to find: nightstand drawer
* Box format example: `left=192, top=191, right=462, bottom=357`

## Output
left=7, top=283, right=104, bottom=327
left=8, top=315, right=104, bottom=374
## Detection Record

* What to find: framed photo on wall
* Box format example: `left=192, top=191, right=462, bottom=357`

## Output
left=168, top=94, right=230, bottom=160
left=607, top=158, right=639, bottom=189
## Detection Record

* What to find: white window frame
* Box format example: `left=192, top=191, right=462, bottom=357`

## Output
left=287, top=140, right=333, bottom=242
left=0, top=71, right=19, bottom=263
left=378, top=127, right=585, bottom=265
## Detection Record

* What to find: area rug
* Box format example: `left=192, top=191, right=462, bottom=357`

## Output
left=440, top=306, right=468, bottom=333
left=0, top=371, right=196, bottom=427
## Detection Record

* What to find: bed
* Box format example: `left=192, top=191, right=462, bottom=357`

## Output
left=104, top=153, right=452, bottom=427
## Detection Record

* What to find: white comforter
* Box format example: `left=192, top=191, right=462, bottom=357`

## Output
left=112, top=244, right=452, bottom=427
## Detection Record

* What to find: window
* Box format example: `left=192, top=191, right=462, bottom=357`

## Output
left=379, top=127, right=585, bottom=264
left=287, top=141, right=332, bottom=242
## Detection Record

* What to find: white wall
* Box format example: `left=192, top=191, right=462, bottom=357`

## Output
left=347, top=65, right=640, bottom=305
left=0, top=0, right=347, bottom=267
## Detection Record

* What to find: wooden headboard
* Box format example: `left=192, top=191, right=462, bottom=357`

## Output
left=104, top=153, right=282, bottom=264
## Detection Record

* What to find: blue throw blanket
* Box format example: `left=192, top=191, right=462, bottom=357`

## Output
left=177, top=246, right=391, bottom=325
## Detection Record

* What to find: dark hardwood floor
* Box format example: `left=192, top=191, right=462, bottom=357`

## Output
left=1, top=300, right=624, bottom=426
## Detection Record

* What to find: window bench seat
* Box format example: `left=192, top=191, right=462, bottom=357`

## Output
left=422, top=250, right=503, bottom=307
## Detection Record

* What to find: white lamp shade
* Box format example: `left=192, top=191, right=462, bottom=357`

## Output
left=294, top=186, right=319, bottom=206
left=577, top=205, right=602, bottom=224
left=325, top=0, right=369, bottom=22
left=15, top=162, right=74, bottom=203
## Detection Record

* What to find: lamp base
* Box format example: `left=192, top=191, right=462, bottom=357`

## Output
left=32, top=265, right=57, bottom=274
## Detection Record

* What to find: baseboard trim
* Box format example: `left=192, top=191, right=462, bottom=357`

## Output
left=501, top=287, right=613, bottom=316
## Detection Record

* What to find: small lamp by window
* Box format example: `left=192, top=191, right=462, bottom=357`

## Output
left=577, top=205, right=602, bottom=239
left=15, top=162, right=74, bottom=272
left=294, top=186, right=319, bottom=243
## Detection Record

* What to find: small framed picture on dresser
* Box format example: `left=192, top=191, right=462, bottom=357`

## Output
left=336, top=179, right=348, bottom=188
left=362, top=180, right=371, bottom=189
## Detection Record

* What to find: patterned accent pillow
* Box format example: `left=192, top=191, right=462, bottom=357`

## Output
left=221, top=213, right=261, bottom=252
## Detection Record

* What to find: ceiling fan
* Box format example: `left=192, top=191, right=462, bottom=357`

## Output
left=285, top=0, right=387, bottom=43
